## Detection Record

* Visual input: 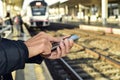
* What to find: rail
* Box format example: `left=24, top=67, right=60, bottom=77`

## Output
left=59, top=58, right=83, bottom=80
left=28, top=22, right=120, bottom=80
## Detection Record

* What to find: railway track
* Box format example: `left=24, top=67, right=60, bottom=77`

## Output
left=28, top=24, right=120, bottom=80
left=58, top=29, right=120, bottom=56
left=45, top=44, right=120, bottom=80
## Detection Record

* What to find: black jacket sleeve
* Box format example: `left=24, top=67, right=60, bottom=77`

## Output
left=26, top=55, right=44, bottom=64
left=0, top=38, right=44, bottom=75
left=0, top=38, right=29, bottom=75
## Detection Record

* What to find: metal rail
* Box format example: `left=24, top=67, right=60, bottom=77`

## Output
left=59, top=29, right=120, bottom=69
left=28, top=22, right=120, bottom=80
left=59, top=58, right=83, bottom=80
left=76, top=44, right=120, bottom=69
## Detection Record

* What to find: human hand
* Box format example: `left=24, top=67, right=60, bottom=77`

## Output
left=41, top=38, right=74, bottom=59
left=24, top=32, right=61, bottom=58
left=24, top=32, right=74, bottom=59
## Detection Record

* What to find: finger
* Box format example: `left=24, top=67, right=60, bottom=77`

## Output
left=49, top=51, right=57, bottom=59
left=48, top=36, right=61, bottom=42
left=59, top=41, right=66, bottom=57
left=64, top=39, right=69, bottom=53
left=44, top=42, right=52, bottom=55
left=56, top=47, right=62, bottom=58
left=62, top=35, right=71, bottom=40
left=69, top=39, right=74, bottom=49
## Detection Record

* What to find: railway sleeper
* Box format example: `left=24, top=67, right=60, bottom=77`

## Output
left=110, top=76, right=120, bottom=80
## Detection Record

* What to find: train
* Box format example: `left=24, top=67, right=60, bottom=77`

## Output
left=22, top=0, right=50, bottom=28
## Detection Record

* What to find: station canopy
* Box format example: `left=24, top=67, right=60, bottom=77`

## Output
left=2, top=0, right=24, bottom=8
left=49, top=0, right=119, bottom=7
left=2, top=0, right=119, bottom=9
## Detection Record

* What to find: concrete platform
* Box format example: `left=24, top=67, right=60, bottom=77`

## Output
left=60, top=19, right=120, bottom=35
left=58, top=18, right=120, bottom=35
left=79, top=24, right=120, bottom=35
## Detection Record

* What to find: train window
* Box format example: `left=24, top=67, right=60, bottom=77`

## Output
left=31, top=6, right=46, bottom=16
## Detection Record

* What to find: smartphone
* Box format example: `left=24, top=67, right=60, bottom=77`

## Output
left=51, top=34, right=79, bottom=51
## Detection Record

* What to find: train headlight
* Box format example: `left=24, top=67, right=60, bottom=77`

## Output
left=36, top=2, right=41, bottom=7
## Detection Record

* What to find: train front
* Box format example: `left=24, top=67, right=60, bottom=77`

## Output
left=28, top=1, right=50, bottom=27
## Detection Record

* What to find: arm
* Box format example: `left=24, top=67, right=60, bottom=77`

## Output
left=0, top=38, right=44, bottom=75
left=0, top=38, right=28, bottom=75
left=24, top=32, right=74, bottom=59
left=0, top=32, right=74, bottom=75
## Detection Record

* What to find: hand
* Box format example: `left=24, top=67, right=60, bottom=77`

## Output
left=41, top=39, right=74, bottom=59
left=24, top=32, right=61, bottom=58
left=24, top=32, right=74, bottom=59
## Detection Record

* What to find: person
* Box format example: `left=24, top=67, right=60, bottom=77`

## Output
left=4, top=12, right=13, bottom=33
left=0, top=32, right=74, bottom=80
left=13, top=12, right=24, bottom=36
left=59, top=15, right=63, bottom=22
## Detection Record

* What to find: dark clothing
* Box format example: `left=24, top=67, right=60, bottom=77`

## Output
left=5, top=18, right=13, bottom=26
left=0, top=38, right=28, bottom=75
left=14, top=15, right=24, bottom=34
left=5, top=12, right=13, bottom=26
left=0, top=38, right=44, bottom=80
left=2, top=73, right=13, bottom=80
left=13, top=15, right=23, bottom=25
left=4, top=18, right=13, bottom=33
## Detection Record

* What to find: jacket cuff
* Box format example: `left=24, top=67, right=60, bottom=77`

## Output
left=26, top=55, right=44, bottom=64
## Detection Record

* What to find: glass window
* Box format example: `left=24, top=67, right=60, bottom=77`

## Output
left=31, top=6, right=46, bottom=16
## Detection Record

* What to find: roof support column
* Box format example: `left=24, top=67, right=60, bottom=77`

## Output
left=0, top=0, right=3, bottom=17
left=119, top=2, right=120, bottom=15
left=78, top=4, right=82, bottom=12
left=118, top=2, right=120, bottom=26
left=65, top=5, right=68, bottom=15
left=101, top=0, right=108, bottom=25
left=3, top=1, right=7, bottom=17
left=78, top=4, right=84, bottom=19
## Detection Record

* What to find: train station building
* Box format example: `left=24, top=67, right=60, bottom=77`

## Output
left=0, top=0, right=120, bottom=26
left=49, top=0, right=120, bottom=25
left=0, top=0, right=120, bottom=80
